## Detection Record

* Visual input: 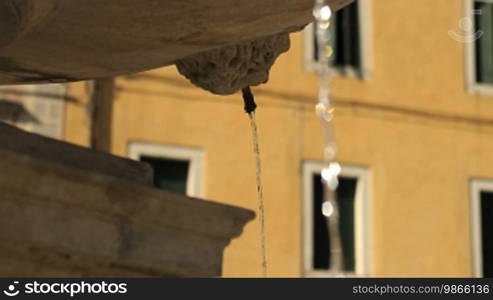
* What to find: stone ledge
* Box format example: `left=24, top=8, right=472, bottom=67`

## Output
left=0, top=129, right=255, bottom=277
left=0, top=123, right=153, bottom=185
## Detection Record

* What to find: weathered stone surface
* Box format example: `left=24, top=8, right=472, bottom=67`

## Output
left=0, top=0, right=354, bottom=84
left=0, top=147, right=255, bottom=277
left=0, top=123, right=153, bottom=185
left=176, top=33, right=291, bottom=95
left=0, top=100, right=26, bottom=122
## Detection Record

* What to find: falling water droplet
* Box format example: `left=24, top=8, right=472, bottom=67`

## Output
left=322, top=201, right=334, bottom=217
left=316, top=102, right=335, bottom=122
left=324, top=143, right=337, bottom=161
left=321, top=162, right=341, bottom=191
left=320, top=5, right=332, bottom=20
left=313, top=2, right=332, bottom=29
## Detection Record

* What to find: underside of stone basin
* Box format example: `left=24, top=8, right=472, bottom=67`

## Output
left=0, top=0, right=353, bottom=85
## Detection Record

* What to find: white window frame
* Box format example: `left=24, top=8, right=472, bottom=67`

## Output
left=128, top=142, right=204, bottom=198
left=0, top=84, right=67, bottom=139
left=464, top=0, right=493, bottom=95
left=470, top=179, right=493, bottom=277
left=302, top=161, right=372, bottom=277
left=303, top=0, right=373, bottom=79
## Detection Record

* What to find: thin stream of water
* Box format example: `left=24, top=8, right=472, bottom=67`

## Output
left=248, top=112, right=267, bottom=277
left=242, top=2, right=338, bottom=277
left=313, top=0, right=344, bottom=275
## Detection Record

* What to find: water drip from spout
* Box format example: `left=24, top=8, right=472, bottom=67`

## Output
left=242, top=87, right=267, bottom=277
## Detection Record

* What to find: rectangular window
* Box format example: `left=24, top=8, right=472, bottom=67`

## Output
left=471, top=180, right=493, bottom=278
left=312, top=174, right=357, bottom=271
left=303, top=162, right=370, bottom=277
left=0, top=84, right=67, bottom=139
left=140, top=156, right=190, bottom=194
left=474, top=1, right=493, bottom=84
left=480, top=192, right=493, bottom=277
left=128, top=143, right=203, bottom=197
left=305, top=1, right=369, bottom=77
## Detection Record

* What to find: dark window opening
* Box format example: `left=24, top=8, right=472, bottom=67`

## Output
left=313, top=2, right=361, bottom=72
left=480, top=191, right=493, bottom=278
left=141, top=156, right=189, bottom=195
left=312, top=174, right=357, bottom=272
left=475, top=1, right=493, bottom=84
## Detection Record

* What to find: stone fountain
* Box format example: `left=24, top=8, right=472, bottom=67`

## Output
left=0, top=0, right=354, bottom=277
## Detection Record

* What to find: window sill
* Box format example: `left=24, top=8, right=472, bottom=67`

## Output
left=304, top=270, right=365, bottom=278
left=304, top=62, right=367, bottom=80
left=467, top=83, right=493, bottom=97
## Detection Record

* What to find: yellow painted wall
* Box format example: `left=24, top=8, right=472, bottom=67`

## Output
left=64, top=0, right=493, bottom=277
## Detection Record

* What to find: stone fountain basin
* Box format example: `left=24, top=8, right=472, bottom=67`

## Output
left=0, top=123, right=255, bottom=277
left=0, top=0, right=353, bottom=85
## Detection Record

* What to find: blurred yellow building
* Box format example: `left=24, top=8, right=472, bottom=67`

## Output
left=5, top=0, right=492, bottom=277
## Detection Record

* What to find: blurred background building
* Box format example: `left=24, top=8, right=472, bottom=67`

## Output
left=2, top=0, right=493, bottom=277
